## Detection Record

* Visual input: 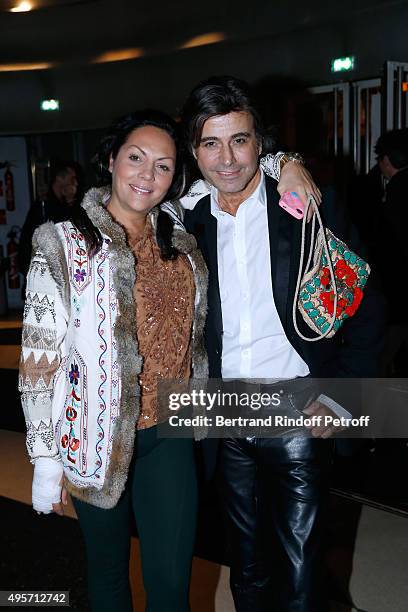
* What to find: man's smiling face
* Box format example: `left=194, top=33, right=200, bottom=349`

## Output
left=194, top=111, right=261, bottom=197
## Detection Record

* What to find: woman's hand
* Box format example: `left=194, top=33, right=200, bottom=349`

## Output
left=52, top=485, right=69, bottom=516
left=278, top=162, right=322, bottom=221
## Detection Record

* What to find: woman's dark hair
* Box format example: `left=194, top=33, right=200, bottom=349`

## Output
left=72, top=110, right=187, bottom=259
left=181, top=75, right=267, bottom=154
left=69, top=204, right=104, bottom=258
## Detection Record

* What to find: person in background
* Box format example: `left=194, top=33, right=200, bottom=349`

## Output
left=374, top=128, right=408, bottom=375
left=18, top=160, right=82, bottom=277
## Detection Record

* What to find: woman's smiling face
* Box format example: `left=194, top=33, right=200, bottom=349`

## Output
left=109, top=125, right=176, bottom=220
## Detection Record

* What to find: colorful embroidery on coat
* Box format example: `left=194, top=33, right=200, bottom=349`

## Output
left=63, top=224, right=92, bottom=294
left=94, top=256, right=108, bottom=474
left=58, top=349, right=89, bottom=473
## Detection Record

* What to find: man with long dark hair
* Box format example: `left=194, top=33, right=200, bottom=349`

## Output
left=180, top=76, right=384, bottom=611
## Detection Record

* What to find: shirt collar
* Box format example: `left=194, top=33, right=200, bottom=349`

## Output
left=210, top=168, right=266, bottom=218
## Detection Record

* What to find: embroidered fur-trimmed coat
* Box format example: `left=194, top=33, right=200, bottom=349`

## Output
left=19, top=187, right=208, bottom=509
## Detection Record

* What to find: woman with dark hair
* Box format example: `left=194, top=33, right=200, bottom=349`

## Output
left=19, top=110, right=208, bottom=612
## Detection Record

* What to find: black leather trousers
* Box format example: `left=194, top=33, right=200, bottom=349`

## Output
left=219, top=435, right=333, bottom=612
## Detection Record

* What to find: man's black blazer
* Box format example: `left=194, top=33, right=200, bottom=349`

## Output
left=184, top=175, right=386, bottom=476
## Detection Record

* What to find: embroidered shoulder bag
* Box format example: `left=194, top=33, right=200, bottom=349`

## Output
left=293, top=195, right=370, bottom=341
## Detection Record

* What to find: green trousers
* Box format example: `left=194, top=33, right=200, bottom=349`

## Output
left=73, top=426, right=197, bottom=612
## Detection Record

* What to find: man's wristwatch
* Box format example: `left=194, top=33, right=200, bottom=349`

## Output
left=259, top=152, right=305, bottom=181
left=279, top=152, right=305, bottom=172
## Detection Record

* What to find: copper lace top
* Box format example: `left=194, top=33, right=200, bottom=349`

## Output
left=131, top=220, right=195, bottom=429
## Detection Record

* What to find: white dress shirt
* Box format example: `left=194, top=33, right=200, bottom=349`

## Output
left=211, top=171, right=310, bottom=381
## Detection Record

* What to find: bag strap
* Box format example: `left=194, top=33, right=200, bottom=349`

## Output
left=292, top=195, right=338, bottom=342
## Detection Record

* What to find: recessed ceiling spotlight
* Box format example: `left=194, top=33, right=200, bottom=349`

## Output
left=10, top=1, right=33, bottom=12
left=0, top=61, right=54, bottom=72
left=180, top=32, right=226, bottom=50
left=92, top=48, right=144, bottom=63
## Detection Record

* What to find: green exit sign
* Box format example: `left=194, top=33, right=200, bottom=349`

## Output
left=40, top=99, right=60, bottom=111
left=331, top=56, right=355, bottom=73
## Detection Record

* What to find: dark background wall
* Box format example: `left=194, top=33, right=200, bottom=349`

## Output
left=0, top=0, right=407, bottom=133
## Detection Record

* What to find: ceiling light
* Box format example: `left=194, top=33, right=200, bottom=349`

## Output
left=180, top=32, right=226, bottom=50
left=10, top=1, right=33, bottom=12
left=0, top=61, right=54, bottom=72
left=92, top=48, right=144, bottom=63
